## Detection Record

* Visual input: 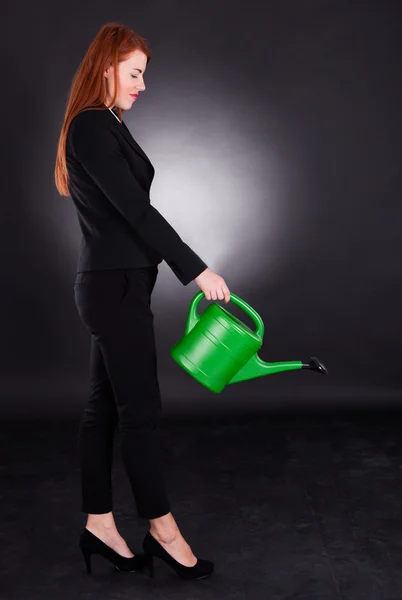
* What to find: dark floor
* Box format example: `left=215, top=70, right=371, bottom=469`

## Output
left=2, top=406, right=402, bottom=600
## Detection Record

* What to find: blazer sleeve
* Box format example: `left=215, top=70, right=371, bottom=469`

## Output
left=68, top=112, right=208, bottom=286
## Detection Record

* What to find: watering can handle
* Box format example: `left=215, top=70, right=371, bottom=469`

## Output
left=184, top=291, right=265, bottom=339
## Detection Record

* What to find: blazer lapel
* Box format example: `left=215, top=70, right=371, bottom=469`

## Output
left=111, top=118, right=153, bottom=169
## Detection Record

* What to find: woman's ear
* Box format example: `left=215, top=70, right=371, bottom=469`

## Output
left=104, top=62, right=113, bottom=78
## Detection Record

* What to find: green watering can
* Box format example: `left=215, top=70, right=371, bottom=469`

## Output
left=170, top=291, right=328, bottom=394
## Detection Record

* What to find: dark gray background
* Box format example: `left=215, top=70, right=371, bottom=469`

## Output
left=2, top=0, right=401, bottom=417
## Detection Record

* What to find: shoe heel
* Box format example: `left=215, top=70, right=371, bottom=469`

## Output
left=80, top=546, right=92, bottom=575
left=145, top=554, right=154, bottom=578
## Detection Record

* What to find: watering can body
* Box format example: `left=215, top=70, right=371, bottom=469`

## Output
left=170, top=292, right=327, bottom=394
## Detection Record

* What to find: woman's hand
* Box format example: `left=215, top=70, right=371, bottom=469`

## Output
left=194, top=268, right=231, bottom=304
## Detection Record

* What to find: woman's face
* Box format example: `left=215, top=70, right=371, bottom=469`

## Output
left=104, top=49, right=147, bottom=110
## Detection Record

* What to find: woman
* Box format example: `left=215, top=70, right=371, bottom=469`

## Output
left=54, top=22, right=230, bottom=580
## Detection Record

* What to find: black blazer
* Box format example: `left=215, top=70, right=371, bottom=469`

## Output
left=66, top=106, right=208, bottom=286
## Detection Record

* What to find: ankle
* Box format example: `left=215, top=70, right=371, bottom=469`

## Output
left=150, top=527, right=179, bottom=544
left=86, top=512, right=117, bottom=531
left=149, top=512, right=180, bottom=543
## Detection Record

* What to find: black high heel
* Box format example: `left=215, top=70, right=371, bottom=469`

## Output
left=142, top=530, right=214, bottom=580
left=79, top=528, right=152, bottom=575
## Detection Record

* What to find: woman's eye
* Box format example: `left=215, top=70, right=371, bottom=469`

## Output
left=131, top=75, right=138, bottom=79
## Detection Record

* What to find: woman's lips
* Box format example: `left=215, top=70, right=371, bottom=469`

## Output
left=130, top=94, right=138, bottom=99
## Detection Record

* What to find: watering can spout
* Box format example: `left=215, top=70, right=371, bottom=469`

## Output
left=301, top=356, right=328, bottom=375
left=228, top=355, right=328, bottom=385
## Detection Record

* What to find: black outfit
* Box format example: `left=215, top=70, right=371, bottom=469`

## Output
left=66, top=105, right=208, bottom=518
left=66, top=105, right=207, bottom=282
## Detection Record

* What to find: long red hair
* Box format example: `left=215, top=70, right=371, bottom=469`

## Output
left=54, top=22, right=151, bottom=197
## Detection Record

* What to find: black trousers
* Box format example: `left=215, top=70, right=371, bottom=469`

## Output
left=74, top=266, right=171, bottom=519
